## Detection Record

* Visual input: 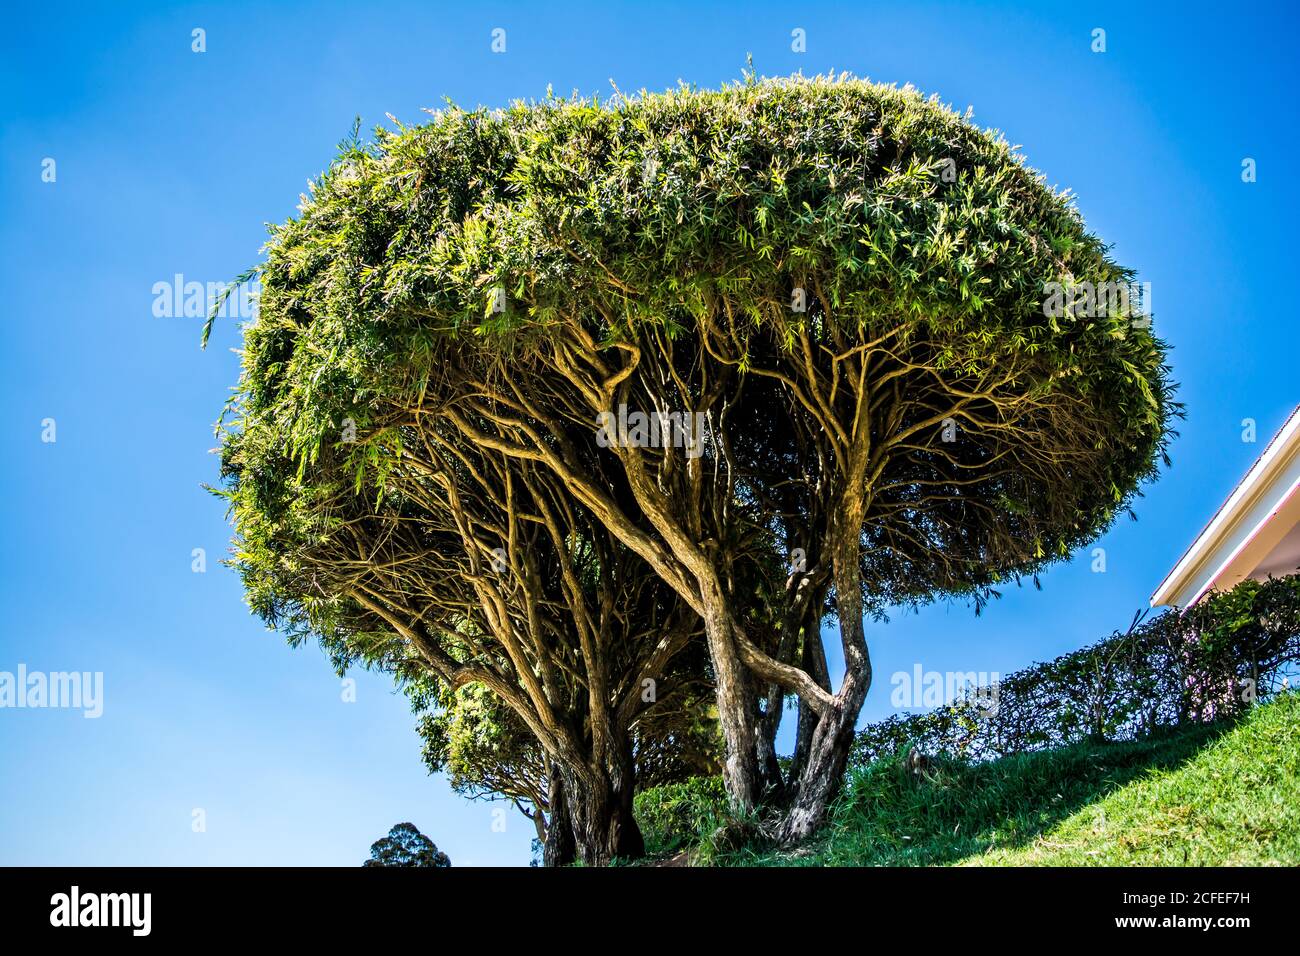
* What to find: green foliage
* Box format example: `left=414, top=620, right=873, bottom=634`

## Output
left=363, top=822, right=452, bottom=867
left=222, top=71, right=1177, bottom=628
left=415, top=681, right=546, bottom=810
left=633, top=776, right=728, bottom=856
left=727, top=691, right=1300, bottom=867
left=216, top=71, right=1180, bottom=841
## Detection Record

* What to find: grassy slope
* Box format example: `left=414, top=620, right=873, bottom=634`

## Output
left=721, top=691, right=1299, bottom=867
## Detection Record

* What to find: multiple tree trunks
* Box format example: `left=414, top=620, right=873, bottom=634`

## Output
left=226, top=78, right=1175, bottom=865
left=543, top=757, right=644, bottom=866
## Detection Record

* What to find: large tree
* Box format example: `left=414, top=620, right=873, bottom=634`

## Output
left=218, top=73, right=1177, bottom=848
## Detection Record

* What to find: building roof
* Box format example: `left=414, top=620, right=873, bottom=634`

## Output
left=1151, top=404, right=1300, bottom=608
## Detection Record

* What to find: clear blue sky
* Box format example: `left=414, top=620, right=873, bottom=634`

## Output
left=2, top=0, right=1296, bottom=866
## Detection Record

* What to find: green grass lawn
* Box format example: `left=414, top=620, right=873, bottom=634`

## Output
left=715, top=691, right=1300, bottom=867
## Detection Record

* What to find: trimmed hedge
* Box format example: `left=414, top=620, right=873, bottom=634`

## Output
left=851, top=573, right=1300, bottom=765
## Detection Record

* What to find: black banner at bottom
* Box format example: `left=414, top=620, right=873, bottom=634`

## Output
left=0, top=865, right=1278, bottom=941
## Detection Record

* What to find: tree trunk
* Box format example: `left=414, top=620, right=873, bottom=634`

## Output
left=561, top=757, right=645, bottom=865
left=789, top=614, right=832, bottom=788
left=778, top=679, right=868, bottom=842
left=778, top=487, right=872, bottom=844
left=541, top=738, right=647, bottom=866
left=756, top=690, right=786, bottom=798
left=542, top=765, right=576, bottom=867
left=699, top=576, right=763, bottom=811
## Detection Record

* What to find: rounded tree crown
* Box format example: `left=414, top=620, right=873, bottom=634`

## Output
left=225, top=72, right=1177, bottom=612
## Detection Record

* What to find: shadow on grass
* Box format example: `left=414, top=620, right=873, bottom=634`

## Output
left=723, top=717, right=1240, bottom=867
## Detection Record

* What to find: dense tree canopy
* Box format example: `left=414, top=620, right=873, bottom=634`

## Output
left=219, top=73, right=1176, bottom=856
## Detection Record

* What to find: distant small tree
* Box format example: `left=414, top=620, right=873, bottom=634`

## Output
left=363, top=822, right=451, bottom=867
